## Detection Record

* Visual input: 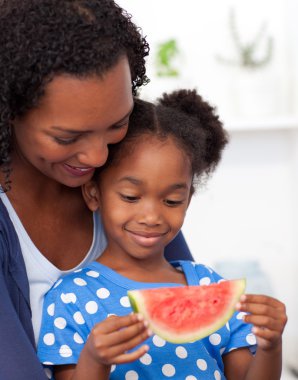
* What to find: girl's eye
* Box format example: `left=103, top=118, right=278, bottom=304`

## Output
left=54, top=136, right=78, bottom=145
left=120, top=194, right=139, bottom=203
left=164, top=199, right=184, bottom=207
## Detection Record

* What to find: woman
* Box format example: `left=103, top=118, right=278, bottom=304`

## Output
left=0, top=1, right=192, bottom=379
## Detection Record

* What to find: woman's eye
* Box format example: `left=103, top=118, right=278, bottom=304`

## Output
left=111, top=120, right=129, bottom=130
left=54, top=136, right=78, bottom=145
left=120, top=194, right=139, bottom=202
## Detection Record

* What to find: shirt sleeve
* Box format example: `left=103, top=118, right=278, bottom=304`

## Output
left=37, top=281, right=91, bottom=365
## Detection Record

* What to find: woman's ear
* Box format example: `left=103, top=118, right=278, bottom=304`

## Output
left=82, top=180, right=101, bottom=212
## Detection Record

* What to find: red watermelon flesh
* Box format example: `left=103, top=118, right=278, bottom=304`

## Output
left=128, top=279, right=245, bottom=343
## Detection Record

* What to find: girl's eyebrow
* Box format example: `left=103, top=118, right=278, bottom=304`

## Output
left=50, top=105, right=134, bottom=134
left=118, top=176, right=189, bottom=190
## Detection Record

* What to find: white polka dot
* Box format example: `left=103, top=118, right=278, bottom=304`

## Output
left=111, top=365, right=116, bottom=373
left=59, top=345, right=72, bottom=358
left=199, top=277, right=211, bottom=285
left=197, top=358, right=207, bottom=370
left=85, top=300, right=98, bottom=314
left=86, top=270, right=100, bottom=278
left=140, top=353, right=152, bottom=365
left=73, top=311, right=85, bottom=324
left=73, top=278, right=87, bottom=286
left=125, top=370, right=139, bottom=379
left=53, top=279, right=62, bottom=288
left=225, top=322, right=230, bottom=330
left=152, top=335, right=166, bottom=347
left=217, top=278, right=226, bottom=283
left=220, top=347, right=225, bottom=355
left=54, top=317, right=67, bottom=329
left=43, top=333, right=55, bottom=345
left=61, top=292, right=76, bottom=304
left=175, top=346, right=188, bottom=358
left=120, top=295, right=130, bottom=307
left=246, top=332, right=257, bottom=345
left=44, top=367, right=52, bottom=379
left=162, top=364, right=176, bottom=377
left=43, top=361, right=53, bottom=365
left=236, top=312, right=247, bottom=320
left=214, top=370, right=221, bottom=380
left=47, top=303, right=55, bottom=316
left=185, top=376, right=197, bottom=380
left=96, top=287, right=110, bottom=299
left=209, top=333, right=221, bottom=345
left=73, top=332, right=84, bottom=344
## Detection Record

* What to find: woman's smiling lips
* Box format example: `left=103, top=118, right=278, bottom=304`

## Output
left=62, top=163, right=95, bottom=177
left=125, top=229, right=169, bottom=247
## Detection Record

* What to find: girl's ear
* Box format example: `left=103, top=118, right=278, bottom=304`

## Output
left=82, top=180, right=101, bottom=211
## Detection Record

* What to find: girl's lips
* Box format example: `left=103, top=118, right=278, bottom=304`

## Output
left=62, top=163, right=95, bottom=177
left=125, top=229, right=168, bottom=248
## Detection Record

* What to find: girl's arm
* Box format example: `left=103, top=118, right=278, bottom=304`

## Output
left=54, top=314, right=151, bottom=380
left=223, top=294, right=287, bottom=380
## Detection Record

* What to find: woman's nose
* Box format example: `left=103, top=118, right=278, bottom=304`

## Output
left=77, top=139, right=109, bottom=168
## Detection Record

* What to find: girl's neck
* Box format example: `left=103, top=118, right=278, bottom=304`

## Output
left=97, top=249, right=187, bottom=285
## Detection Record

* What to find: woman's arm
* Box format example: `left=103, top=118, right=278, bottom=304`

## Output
left=164, top=230, right=193, bottom=261
left=0, top=269, right=47, bottom=380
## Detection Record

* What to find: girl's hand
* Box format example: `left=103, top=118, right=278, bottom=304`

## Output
left=85, top=313, right=151, bottom=366
left=236, top=294, right=287, bottom=352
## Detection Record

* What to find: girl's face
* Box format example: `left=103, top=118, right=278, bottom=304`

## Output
left=84, top=136, right=193, bottom=260
left=12, top=56, right=133, bottom=187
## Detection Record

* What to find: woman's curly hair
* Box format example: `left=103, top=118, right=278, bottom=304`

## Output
left=102, top=89, right=229, bottom=192
left=0, top=0, right=150, bottom=186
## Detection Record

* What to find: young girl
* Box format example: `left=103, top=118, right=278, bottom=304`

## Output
left=37, top=90, right=287, bottom=380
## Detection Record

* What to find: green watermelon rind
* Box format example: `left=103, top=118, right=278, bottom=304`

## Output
left=128, top=279, right=246, bottom=344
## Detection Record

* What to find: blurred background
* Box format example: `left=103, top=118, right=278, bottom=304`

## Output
left=117, top=1, right=298, bottom=378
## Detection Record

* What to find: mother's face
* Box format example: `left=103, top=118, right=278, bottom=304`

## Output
left=12, top=56, right=134, bottom=187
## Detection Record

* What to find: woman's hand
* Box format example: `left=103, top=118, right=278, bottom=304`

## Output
left=85, top=313, right=151, bottom=366
left=236, top=294, right=287, bottom=352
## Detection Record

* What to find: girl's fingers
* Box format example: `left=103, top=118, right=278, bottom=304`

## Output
left=113, top=344, right=150, bottom=364
left=240, top=294, right=283, bottom=308
left=236, top=295, right=287, bottom=322
left=93, top=318, right=151, bottom=348
left=93, top=314, right=144, bottom=335
left=243, top=314, right=284, bottom=333
left=103, top=329, right=151, bottom=360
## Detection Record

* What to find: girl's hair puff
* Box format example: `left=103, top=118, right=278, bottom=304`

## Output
left=103, top=89, right=229, bottom=192
left=0, top=0, right=150, bottom=187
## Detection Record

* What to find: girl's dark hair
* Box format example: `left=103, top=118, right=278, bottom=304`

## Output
left=0, top=0, right=149, bottom=187
left=103, top=89, right=229, bottom=191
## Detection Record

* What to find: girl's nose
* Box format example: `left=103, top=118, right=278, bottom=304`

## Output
left=139, top=203, right=162, bottom=226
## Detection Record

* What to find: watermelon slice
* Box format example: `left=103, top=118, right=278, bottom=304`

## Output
left=128, top=279, right=245, bottom=343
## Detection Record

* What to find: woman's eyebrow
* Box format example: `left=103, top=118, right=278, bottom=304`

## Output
left=50, top=105, right=135, bottom=134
